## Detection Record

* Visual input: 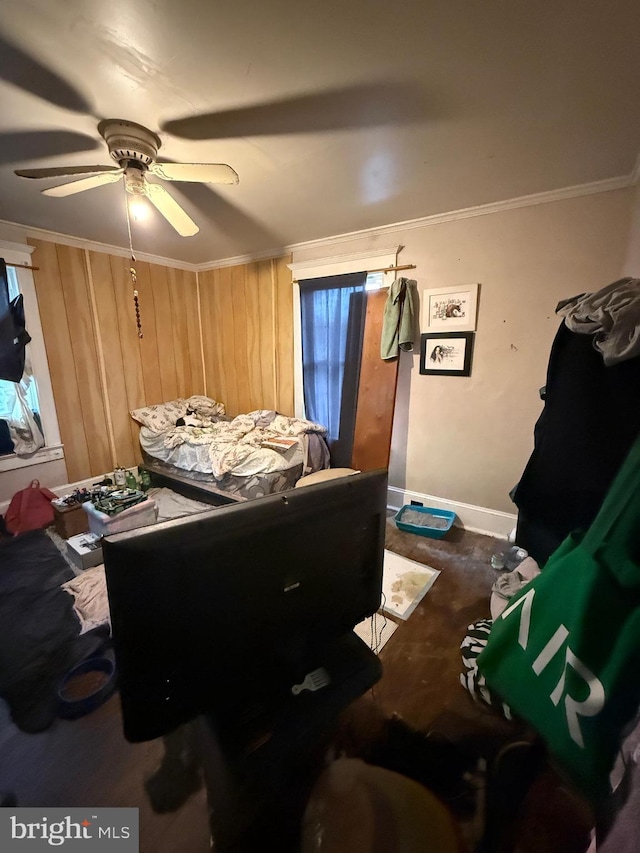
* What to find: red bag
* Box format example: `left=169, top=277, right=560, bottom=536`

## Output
left=5, top=480, right=58, bottom=535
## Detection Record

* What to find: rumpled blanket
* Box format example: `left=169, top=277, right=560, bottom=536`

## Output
left=162, top=410, right=327, bottom=479
left=61, top=565, right=110, bottom=635
left=556, top=277, right=640, bottom=366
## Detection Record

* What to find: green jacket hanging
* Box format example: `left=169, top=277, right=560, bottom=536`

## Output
left=380, top=278, right=417, bottom=360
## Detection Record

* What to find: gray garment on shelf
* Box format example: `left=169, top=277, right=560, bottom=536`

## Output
left=556, top=277, right=640, bottom=366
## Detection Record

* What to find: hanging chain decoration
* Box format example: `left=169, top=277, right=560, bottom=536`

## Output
left=124, top=185, right=143, bottom=339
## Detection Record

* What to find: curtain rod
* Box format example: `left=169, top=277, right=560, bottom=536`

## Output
left=368, top=263, right=415, bottom=274
left=293, top=263, right=415, bottom=283
left=5, top=262, right=39, bottom=272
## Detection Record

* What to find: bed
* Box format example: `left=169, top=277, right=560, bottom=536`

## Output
left=132, top=396, right=330, bottom=502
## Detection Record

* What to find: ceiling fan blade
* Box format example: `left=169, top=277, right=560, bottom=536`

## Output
left=161, top=82, right=429, bottom=140
left=16, top=165, right=119, bottom=179
left=144, top=183, right=199, bottom=236
left=0, top=33, right=92, bottom=114
left=149, top=162, right=239, bottom=185
left=42, top=171, right=123, bottom=197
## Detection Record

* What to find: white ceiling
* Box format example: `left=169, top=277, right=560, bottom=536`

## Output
left=1, top=0, right=639, bottom=265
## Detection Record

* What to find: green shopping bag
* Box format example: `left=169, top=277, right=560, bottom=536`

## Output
left=478, top=432, right=640, bottom=802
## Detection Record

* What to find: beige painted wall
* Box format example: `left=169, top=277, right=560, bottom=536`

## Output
left=294, top=187, right=635, bottom=513
left=0, top=458, right=68, bottom=505
left=622, top=183, right=640, bottom=276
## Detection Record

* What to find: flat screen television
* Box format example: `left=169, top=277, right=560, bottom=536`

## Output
left=103, top=469, right=388, bottom=742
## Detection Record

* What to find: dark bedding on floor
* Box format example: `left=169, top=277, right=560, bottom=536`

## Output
left=0, top=530, right=109, bottom=733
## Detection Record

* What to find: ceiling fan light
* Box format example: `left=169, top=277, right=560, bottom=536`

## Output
left=129, top=198, right=148, bottom=221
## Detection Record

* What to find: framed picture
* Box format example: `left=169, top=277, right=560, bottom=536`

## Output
left=420, top=332, right=474, bottom=377
left=422, top=283, right=479, bottom=332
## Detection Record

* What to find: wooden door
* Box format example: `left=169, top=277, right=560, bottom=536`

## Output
left=351, top=289, right=400, bottom=471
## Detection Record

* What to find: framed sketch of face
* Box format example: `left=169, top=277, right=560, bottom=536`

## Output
left=419, top=331, right=474, bottom=377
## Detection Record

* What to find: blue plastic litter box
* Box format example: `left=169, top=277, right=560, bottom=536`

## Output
left=394, top=504, right=456, bottom=539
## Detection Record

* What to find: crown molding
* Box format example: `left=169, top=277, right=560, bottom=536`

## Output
left=196, top=246, right=290, bottom=272
left=0, top=218, right=199, bottom=272
left=285, top=174, right=633, bottom=257
left=197, top=172, right=635, bottom=270
left=3, top=165, right=638, bottom=272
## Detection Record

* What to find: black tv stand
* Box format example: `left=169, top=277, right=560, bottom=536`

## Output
left=195, top=631, right=382, bottom=852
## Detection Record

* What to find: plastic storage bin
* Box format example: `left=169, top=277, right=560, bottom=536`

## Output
left=394, top=504, right=456, bottom=539
left=82, top=497, right=157, bottom=537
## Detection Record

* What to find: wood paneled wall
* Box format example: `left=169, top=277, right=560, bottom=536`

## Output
left=30, top=240, right=204, bottom=481
left=199, top=256, right=294, bottom=417
left=28, top=240, right=111, bottom=482
left=29, top=241, right=294, bottom=483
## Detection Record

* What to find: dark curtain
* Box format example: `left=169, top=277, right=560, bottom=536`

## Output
left=0, top=259, right=31, bottom=383
left=299, top=272, right=367, bottom=467
left=0, top=259, right=9, bottom=320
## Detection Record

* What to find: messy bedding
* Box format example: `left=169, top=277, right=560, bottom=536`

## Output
left=133, top=397, right=330, bottom=496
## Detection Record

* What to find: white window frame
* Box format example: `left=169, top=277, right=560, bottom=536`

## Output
left=288, top=247, right=400, bottom=419
left=0, top=240, right=63, bottom=472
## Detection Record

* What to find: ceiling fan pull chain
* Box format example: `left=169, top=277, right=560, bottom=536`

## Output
left=131, top=260, right=143, bottom=340
left=124, top=186, right=143, bottom=339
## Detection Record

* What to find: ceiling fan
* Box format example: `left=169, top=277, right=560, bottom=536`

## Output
left=3, top=31, right=429, bottom=246
left=13, top=119, right=239, bottom=237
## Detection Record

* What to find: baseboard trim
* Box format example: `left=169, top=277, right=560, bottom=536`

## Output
left=1, top=470, right=516, bottom=540
left=387, top=485, right=516, bottom=539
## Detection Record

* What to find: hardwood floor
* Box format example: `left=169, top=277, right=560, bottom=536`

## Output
left=0, top=519, right=593, bottom=852
left=335, top=519, right=594, bottom=852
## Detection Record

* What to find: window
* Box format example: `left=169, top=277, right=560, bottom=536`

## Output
left=0, top=267, right=42, bottom=432
left=365, top=271, right=385, bottom=290
left=0, top=242, right=62, bottom=471
left=299, top=273, right=367, bottom=466
left=289, top=246, right=400, bottom=424
left=0, top=264, right=44, bottom=456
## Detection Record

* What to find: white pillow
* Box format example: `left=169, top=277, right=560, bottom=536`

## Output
left=130, top=399, right=188, bottom=432
left=130, top=396, right=225, bottom=432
